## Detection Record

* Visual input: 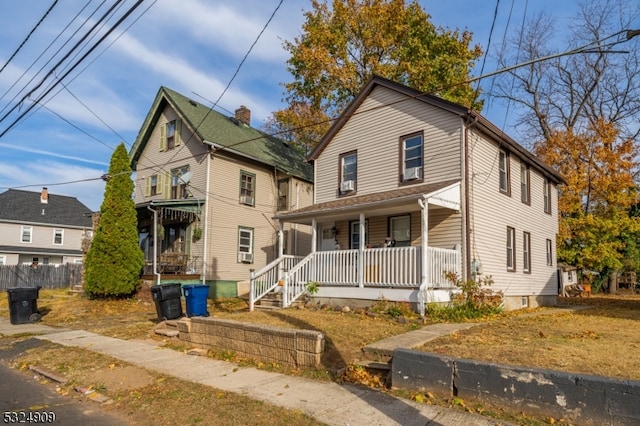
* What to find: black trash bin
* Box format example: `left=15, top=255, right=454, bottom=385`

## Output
left=7, top=286, right=42, bottom=325
left=150, top=283, right=183, bottom=320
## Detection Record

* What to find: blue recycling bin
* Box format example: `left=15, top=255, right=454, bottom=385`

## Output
left=183, top=284, right=209, bottom=317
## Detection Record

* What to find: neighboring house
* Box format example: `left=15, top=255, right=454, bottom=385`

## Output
left=254, top=76, right=564, bottom=313
left=129, top=87, right=313, bottom=298
left=0, top=188, right=93, bottom=266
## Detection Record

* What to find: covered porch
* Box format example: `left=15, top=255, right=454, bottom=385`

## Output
left=136, top=199, right=204, bottom=283
left=252, top=180, right=465, bottom=315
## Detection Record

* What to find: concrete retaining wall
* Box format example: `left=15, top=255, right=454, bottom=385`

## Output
left=391, top=349, right=640, bottom=425
left=176, top=317, right=324, bottom=368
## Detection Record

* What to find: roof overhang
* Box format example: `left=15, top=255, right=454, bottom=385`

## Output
left=136, top=199, right=204, bottom=221
left=274, top=180, right=460, bottom=225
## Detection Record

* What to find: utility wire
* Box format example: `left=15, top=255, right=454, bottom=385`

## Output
left=0, top=0, right=145, bottom=139
left=0, top=0, right=59, bottom=75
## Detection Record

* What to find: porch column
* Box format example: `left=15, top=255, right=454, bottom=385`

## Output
left=277, top=220, right=284, bottom=283
left=311, top=218, right=317, bottom=282
left=420, top=197, right=429, bottom=288
left=358, top=212, right=365, bottom=288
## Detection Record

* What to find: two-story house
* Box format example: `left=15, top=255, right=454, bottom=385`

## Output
left=129, top=87, right=313, bottom=298
left=252, top=76, right=564, bottom=313
left=0, top=188, right=93, bottom=266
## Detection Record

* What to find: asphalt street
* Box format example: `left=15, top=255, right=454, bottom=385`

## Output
left=0, top=338, right=129, bottom=426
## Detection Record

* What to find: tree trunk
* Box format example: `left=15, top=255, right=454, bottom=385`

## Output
left=608, top=271, right=618, bottom=294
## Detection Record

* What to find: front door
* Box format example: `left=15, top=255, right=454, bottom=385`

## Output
left=319, top=226, right=336, bottom=251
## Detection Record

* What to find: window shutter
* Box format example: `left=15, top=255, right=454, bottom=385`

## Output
left=175, top=119, right=182, bottom=146
left=144, top=176, right=151, bottom=196
left=164, top=172, right=171, bottom=199
left=156, top=173, right=163, bottom=195
left=160, top=124, right=166, bottom=151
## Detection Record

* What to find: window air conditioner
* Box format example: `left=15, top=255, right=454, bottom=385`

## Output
left=240, top=195, right=254, bottom=205
left=404, top=167, right=421, bottom=180
left=340, top=180, right=355, bottom=192
left=239, top=252, right=253, bottom=262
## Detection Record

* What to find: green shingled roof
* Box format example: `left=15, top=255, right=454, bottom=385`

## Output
left=130, top=87, right=312, bottom=182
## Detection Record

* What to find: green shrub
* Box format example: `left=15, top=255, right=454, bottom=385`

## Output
left=427, top=272, right=503, bottom=322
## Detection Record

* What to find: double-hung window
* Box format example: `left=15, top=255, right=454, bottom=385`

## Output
left=400, top=132, right=423, bottom=182
left=160, top=120, right=181, bottom=151
left=21, top=226, right=32, bottom=243
left=507, top=226, right=516, bottom=271
left=238, top=227, right=254, bottom=263
left=543, top=178, right=551, bottom=214
left=523, top=232, right=531, bottom=273
left=171, top=166, right=190, bottom=199
left=240, top=171, right=256, bottom=206
left=521, top=164, right=530, bottom=204
left=390, top=215, right=411, bottom=247
left=150, top=175, right=158, bottom=196
left=339, top=151, right=357, bottom=193
left=546, top=239, right=553, bottom=266
left=499, top=150, right=510, bottom=194
left=277, top=178, right=289, bottom=211
left=54, top=229, right=63, bottom=245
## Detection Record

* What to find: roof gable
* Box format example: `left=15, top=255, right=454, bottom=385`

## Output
left=308, top=75, right=564, bottom=185
left=129, top=87, right=313, bottom=182
left=0, top=189, right=93, bottom=227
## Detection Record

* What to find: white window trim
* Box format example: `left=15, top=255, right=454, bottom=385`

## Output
left=0, top=255, right=6, bottom=265
left=238, top=227, right=254, bottom=263
left=53, top=228, right=64, bottom=245
left=401, top=133, right=423, bottom=182
left=21, top=226, right=32, bottom=243
left=523, top=231, right=531, bottom=273
left=507, top=226, right=516, bottom=271
left=546, top=239, right=553, bottom=266
left=499, top=150, right=510, bottom=194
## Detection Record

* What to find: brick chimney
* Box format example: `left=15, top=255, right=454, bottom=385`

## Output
left=234, top=105, right=250, bottom=126
left=41, top=187, right=48, bottom=204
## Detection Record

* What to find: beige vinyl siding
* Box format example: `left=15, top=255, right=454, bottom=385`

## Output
left=133, top=105, right=209, bottom=204
left=315, top=86, right=462, bottom=204
left=468, top=129, right=558, bottom=297
left=280, top=177, right=313, bottom=256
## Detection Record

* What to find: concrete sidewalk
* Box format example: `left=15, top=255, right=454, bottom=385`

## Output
left=0, top=317, right=509, bottom=426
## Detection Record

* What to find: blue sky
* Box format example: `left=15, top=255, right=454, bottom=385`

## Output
left=0, top=0, right=594, bottom=211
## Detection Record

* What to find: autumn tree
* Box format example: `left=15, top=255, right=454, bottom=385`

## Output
left=534, top=120, right=640, bottom=276
left=266, top=0, right=483, bottom=153
left=491, top=0, right=640, bottom=147
left=85, top=143, right=144, bottom=298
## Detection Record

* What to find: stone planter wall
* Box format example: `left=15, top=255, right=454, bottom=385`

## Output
left=177, top=317, right=324, bottom=368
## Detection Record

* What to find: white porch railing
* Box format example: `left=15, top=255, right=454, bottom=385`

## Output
left=249, top=246, right=461, bottom=310
left=249, top=255, right=302, bottom=311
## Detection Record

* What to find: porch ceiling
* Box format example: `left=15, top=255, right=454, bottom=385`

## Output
left=275, top=179, right=460, bottom=225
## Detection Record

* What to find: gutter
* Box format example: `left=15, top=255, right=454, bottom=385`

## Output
left=147, top=204, right=161, bottom=286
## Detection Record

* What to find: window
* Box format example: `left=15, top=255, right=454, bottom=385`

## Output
left=349, top=220, right=369, bottom=249
left=171, top=166, right=190, bottom=199
left=523, top=232, right=531, bottom=273
left=543, top=178, right=551, bottom=214
left=499, top=150, right=510, bottom=194
left=546, top=239, right=553, bottom=266
left=240, top=171, right=256, bottom=206
left=400, top=132, right=423, bottom=182
left=521, top=164, right=530, bottom=204
left=0, top=256, right=5, bottom=265
left=161, top=120, right=181, bottom=151
left=43, top=257, right=50, bottom=265
left=339, top=151, right=357, bottom=193
left=238, top=227, right=254, bottom=263
left=506, top=226, right=516, bottom=271
left=21, top=226, right=32, bottom=243
left=277, top=178, right=289, bottom=211
left=390, top=215, right=411, bottom=247
left=54, top=229, right=63, bottom=245
left=568, top=270, right=574, bottom=282
left=150, top=175, right=158, bottom=196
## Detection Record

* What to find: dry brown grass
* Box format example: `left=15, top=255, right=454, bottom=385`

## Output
left=3, top=287, right=640, bottom=425
left=419, top=293, right=640, bottom=381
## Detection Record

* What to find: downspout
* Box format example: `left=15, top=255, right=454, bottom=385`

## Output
left=464, top=119, right=474, bottom=281
left=201, top=147, right=212, bottom=285
left=147, top=204, right=161, bottom=286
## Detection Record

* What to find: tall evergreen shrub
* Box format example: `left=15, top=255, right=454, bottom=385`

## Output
left=85, top=143, right=144, bottom=297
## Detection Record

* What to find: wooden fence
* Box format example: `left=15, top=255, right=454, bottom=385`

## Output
left=0, top=264, right=83, bottom=290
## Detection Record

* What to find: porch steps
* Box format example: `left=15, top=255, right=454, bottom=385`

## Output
left=153, top=319, right=181, bottom=338
left=254, top=291, right=283, bottom=310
